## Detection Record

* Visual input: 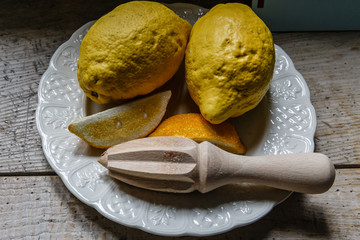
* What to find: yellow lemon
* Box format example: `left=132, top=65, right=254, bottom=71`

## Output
left=77, top=1, right=191, bottom=104
left=68, top=91, right=171, bottom=149
left=185, top=3, right=275, bottom=124
left=149, top=113, right=246, bottom=154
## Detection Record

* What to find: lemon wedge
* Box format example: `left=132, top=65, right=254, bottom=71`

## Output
left=68, top=91, right=171, bottom=149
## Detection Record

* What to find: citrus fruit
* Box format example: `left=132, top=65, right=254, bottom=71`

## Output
left=149, top=113, right=246, bottom=154
left=185, top=3, right=275, bottom=124
left=77, top=1, right=192, bottom=104
left=68, top=91, right=171, bottom=149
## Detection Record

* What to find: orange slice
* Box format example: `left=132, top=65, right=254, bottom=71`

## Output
left=149, top=113, right=246, bottom=154
left=68, top=91, right=171, bottom=149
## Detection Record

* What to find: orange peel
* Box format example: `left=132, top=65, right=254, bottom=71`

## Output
left=149, top=113, right=246, bottom=154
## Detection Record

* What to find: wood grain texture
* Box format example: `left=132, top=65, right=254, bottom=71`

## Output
left=0, top=1, right=359, bottom=238
left=1, top=169, right=359, bottom=239
left=0, top=0, right=127, bottom=173
left=103, top=137, right=335, bottom=194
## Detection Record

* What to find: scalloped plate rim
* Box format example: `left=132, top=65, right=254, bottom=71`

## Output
left=35, top=3, right=316, bottom=237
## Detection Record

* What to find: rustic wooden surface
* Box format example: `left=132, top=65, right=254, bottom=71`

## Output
left=1, top=0, right=360, bottom=239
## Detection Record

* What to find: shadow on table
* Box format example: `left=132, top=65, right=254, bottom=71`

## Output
left=103, top=193, right=330, bottom=239
left=214, top=193, right=331, bottom=240
left=71, top=192, right=330, bottom=240
left=46, top=169, right=330, bottom=239
left=71, top=178, right=330, bottom=239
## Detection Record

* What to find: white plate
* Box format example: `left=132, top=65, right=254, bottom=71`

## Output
left=36, top=3, right=316, bottom=237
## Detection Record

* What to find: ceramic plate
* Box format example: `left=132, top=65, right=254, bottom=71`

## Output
left=36, top=3, right=316, bottom=236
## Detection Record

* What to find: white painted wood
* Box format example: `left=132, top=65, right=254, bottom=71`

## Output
left=100, top=137, right=335, bottom=194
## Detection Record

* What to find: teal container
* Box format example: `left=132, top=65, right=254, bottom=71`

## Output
left=252, top=0, right=360, bottom=31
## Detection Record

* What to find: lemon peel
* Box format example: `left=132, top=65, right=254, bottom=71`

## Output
left=185, top=3, right=275, bottom=124
left=77, top=1, right=191, bottom=104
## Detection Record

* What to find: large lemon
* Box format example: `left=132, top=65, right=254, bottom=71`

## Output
left=77, top=1, right=191, bottom=104
left=185, top=3, right=275, bottom=124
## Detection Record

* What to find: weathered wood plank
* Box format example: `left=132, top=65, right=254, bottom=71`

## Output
left=1, top=169, right=359, bottom=239
left=0, top=0, right=123, bottom=173
left=1, top=1, right=359, bottom=239
left=0, top=29, right=57, bottom=173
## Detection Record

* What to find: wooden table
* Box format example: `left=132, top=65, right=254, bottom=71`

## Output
left=1, top=1, right=359, bottom=239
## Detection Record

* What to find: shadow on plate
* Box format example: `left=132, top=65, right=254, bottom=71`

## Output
left=232, top=92, right=273, bottom=155
left=84, top=58, right=272, bottom=157
left=110, top=178, right=291, bottom=209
